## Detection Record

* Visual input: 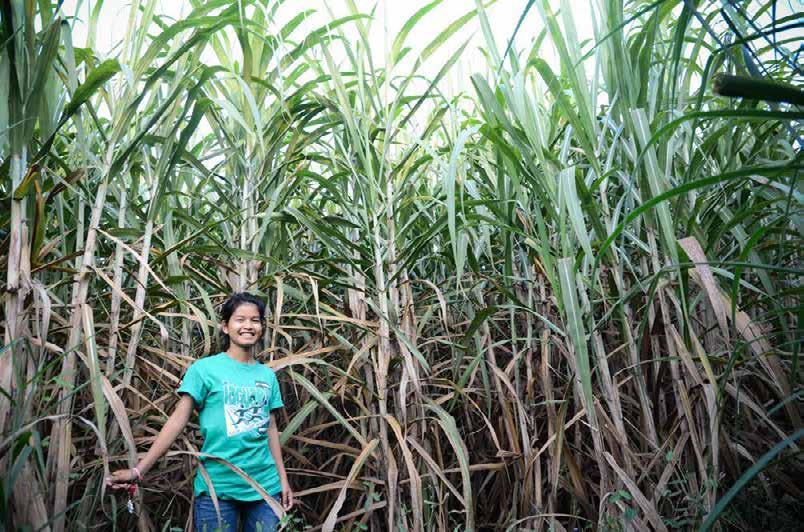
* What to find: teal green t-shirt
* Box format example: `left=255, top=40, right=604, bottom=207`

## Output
left=177, top=353, right=284, bottom=500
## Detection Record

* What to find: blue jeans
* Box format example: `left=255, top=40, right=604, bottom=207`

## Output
left=194, top=495, right=280, bottom=532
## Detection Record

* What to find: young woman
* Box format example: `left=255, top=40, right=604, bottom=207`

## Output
left=107, top=292, right=293, bottom=531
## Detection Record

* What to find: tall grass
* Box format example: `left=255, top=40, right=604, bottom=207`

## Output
left=1, top=0, right=801, bottom=530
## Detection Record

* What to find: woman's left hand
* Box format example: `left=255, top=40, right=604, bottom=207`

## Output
left=281, top=483, right=294, bottom=511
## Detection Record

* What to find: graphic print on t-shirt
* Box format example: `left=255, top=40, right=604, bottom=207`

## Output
left=222, top=380, right=270, bottom=436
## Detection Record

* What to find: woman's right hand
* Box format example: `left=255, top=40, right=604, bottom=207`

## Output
left=104, top=396, right=192, bottom=492
left=106, top=468, right=139, bottom=490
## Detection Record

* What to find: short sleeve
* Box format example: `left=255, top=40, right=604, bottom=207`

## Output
left=268, top=369, right=284, bottom=412
left=177, top=361, right=206, bottom=408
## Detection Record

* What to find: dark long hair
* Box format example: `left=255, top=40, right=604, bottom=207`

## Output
left=219, top=292, right=267, bottom=350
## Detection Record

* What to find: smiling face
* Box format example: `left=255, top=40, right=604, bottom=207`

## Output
left=221, top=302, right=263, bottom=349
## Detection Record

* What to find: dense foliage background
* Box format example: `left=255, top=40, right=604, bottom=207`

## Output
left=1, top=0, right=802, bottom=530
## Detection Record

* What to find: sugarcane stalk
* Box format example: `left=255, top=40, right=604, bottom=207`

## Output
left=52, top=169, right=111, bottom=532
left=107, top=182, right=128, bottom=376
left=0, top=148, right=27, bottom=435
left=713, top=74, right=804, bottom=105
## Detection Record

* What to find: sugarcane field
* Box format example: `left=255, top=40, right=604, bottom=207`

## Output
left=0, top=0, right=802, bottom=530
